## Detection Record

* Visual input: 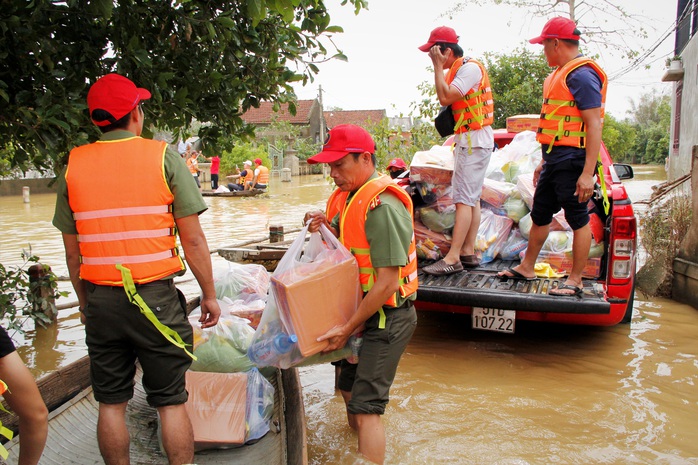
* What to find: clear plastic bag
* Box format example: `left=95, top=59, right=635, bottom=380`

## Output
left=245, top=367, right=275, bottom=442
left=475, top=209, right=514, bottom=264
left=212, top=261, right=270, bottom=303
left=249, top=223, right=361, bottom=368
left=189, top=305, right=255, bottom=373
left=499, top=227, right=529, bottom=261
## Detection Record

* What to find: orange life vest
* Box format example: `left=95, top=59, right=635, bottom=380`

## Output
left=239, top=168, right=254, bottom=185
left=186, top=156, right=198, bottom=175
left=256, top=165, right=269, bottom=184
left=326, top=175, right=418, bottom=307
left=537, top=57, right=607, bottom=152
left=445, top=57, right=494, bottom=132
left=65, top=137, right=185, bottom=285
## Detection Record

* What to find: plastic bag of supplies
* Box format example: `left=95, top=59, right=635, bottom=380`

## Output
left=248, top=223, right=362, bottom=368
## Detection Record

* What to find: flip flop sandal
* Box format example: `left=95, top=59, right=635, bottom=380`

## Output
left=422, top=259, right=464, bottom=276
left=498, top=268, right=536, bottom=281
left=549, top=283, right=583, bottom=297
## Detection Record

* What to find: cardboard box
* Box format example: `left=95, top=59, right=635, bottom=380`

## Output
left=185, top=371, right=247, bottom=449
left=271, top=256, right=361, bottom=357
left=409, top=165, right=453, bottom=185
left=506, top=114, right=540, bottom=134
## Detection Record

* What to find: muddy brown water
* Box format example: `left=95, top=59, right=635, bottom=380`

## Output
left=2, top=166, right=697, bottom=464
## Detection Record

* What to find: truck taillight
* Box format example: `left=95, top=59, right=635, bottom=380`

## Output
left=611, top=217, right=636, bottom=280
left=614, top=239, right=634, bottom=257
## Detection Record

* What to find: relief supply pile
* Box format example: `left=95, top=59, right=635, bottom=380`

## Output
left=248, top=223, right=363, bottom=369
left=411, top=130, right=605, bottom=277
left=184, top=262, right=275, bottom=450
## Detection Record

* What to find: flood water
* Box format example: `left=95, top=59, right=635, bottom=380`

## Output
left=2, top=166, right=697, bottom=464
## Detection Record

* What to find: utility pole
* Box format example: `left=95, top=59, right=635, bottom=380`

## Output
left=318, top=84, right=325, bottom=143
left=317, top=85, right=328, bottom=177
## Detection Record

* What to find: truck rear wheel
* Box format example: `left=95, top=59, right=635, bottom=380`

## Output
left=621, top=279, right=636, bottom=324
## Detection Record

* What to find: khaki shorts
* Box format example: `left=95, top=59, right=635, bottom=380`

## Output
left=84, top=280, right=193, bottom=407
left=338, top=303, right=417, bottom=415
left=452, top=145, right=493, bottom=206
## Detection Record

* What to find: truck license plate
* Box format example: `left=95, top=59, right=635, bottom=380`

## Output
left=472, top=308, right=516, bottom=333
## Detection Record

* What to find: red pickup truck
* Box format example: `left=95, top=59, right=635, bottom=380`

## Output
left=414, top=129, right=637, bottom=331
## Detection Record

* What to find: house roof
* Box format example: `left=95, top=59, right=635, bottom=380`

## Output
left=241, top=99, right=318, bottom=125
left=323, top=109, right=387, bottom=129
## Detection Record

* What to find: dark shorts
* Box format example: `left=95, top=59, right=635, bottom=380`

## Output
left=338, top=303, right=417, bottom=415
left=530, top=157, right=590, bottom=231
left=84, top=280, right=193, bottom=407
left=0, top=326, right=16, bottom=358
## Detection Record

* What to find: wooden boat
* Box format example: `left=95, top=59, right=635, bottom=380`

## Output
left=0, top=300, right=307, bottom=465
left=201, top=188, right=265, bottom=197
left=218, top=244, right=290, bottom=271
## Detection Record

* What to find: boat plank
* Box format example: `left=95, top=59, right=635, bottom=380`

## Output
left=1, top=363, right=304, bottom=464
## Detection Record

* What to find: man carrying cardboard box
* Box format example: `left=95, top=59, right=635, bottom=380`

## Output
left=304, top=124, right=418, bottom=465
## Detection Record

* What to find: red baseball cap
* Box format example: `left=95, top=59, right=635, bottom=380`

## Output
left=418, top=26, right=459, bottom=52
left=307, top=124, right=375, bottom=165
left=87, top=74, right=151, bottom=126
left=254, top=158, right=263, bottom=165
left=388, top=158, right=407, bottom=170
left=529, top=17, right=581, bottom=44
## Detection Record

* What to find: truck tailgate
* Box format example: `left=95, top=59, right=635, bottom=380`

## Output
left=417, top=259, right=610, bottom=315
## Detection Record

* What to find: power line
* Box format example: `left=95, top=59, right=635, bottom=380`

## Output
left=608, top=0, right=698, bottom=81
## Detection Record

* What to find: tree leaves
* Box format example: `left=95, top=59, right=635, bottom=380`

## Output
left=0, top=0, right=367, bottom=176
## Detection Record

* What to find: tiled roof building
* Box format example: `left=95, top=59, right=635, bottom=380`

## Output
left=323, top=109, right=387, bottom=129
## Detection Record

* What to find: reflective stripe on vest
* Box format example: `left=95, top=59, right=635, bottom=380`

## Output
left=66, top=136, right=185, bottom=285
left=446, top=57, right=494, bottom=133
left=537, top=57, right=607, bottom=153
left=326, top=175, right=418, bottom=312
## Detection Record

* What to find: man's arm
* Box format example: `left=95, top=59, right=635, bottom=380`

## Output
left=317, top=266, right=400, bottom=352
left=576, top=107, right=602, bottom=202
left=251, top=168, right=260, bottom=186
left=429, top=47, right=463, bottom=106
left=175, top=214, right=220, bottom=328
left=61, top=234, right=87, bottom=323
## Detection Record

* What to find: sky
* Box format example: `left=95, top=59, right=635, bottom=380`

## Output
left=291, top=0, right=678, bottom=120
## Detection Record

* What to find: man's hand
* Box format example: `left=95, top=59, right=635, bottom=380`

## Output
left=574, top=172, right=596, bottom=203
left=303, top=210, right=330, bottom=233
left=198, top=296, right=221, bottom=328
left=428, top=45, right=447, bottom=69
left=533, top=160, right=545, bottom=187
left=317, top=324, right=350, bottom=353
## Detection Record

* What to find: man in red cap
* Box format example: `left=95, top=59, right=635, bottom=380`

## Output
left=419, top=26, right=495, bottom=275
left=498, top=17, right=607, bottom=298
left=245, top=157, right=269, bottom=190
left=386, top=157, right=407, bottom=179
left=303, top=124, right=418, bottom=464
left=53, top=73, right=221, bottom=464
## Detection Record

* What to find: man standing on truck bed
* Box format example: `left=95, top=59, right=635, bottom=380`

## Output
left=419, top=26, right=495, bottom=276
left=498, top=17, right=607, bottom=297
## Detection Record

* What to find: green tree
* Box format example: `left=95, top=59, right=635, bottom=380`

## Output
left=0, top=0, right=367, bottom=176
left=602, top=113, right=637, bottom=163
left=219, top=142, right=269, bottom=177
left=481, top=47, right=550, bottom=128
left=629, top=91, right=671, bottom=164
left=365, top=118, right=441, bottom=169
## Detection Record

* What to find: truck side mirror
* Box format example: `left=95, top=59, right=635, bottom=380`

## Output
left=613, top=163, right=634, bottom=180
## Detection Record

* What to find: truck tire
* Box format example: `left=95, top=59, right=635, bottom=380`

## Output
left=620, top=279, right=636, bottom=324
